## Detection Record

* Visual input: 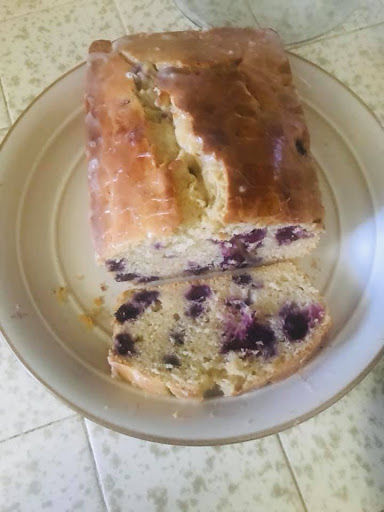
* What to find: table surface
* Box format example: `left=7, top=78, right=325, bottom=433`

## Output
left=0, top=1, right=383, bottom=511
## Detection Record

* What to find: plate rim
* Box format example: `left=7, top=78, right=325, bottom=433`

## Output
left=0, top=54, right=383, bottom=445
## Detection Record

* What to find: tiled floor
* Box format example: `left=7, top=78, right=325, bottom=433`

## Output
left=0, top=417, right=105, bottom=512
left=292, top=22, right=384, bottom=123
left=280, top=357, right=384, bottom=512
left=0, top=0, right=383, bottom=510
left=86, top=421, right=305, bottom=512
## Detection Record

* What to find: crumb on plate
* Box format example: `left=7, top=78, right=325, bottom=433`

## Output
left=54, top=286, right=68, bottom=303
left=93, top=296, right=104, bottom=307
left=78, top=314, right=94, bottom=329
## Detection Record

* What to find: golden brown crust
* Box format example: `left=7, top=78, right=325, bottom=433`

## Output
left=152, top=30, right=323, bottom=225
left=85, top=42, right=180, bottom=259
left=109, top=357, right=171, bottom=396
left=86, top=28, right=323, bottom=258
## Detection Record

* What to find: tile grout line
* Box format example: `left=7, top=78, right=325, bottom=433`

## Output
left=0, top=0, right=87, bottom=24
left=276, top=434, right=309, bottom=512
left=112, top=0, right=128, bottom=34
left=0, top=413, right=77, bottom=445
left=0, top=76, right=11, bottom=129
left=82, top=418, right=110, bottom=512
left=291, top=19, right=384, bottom=51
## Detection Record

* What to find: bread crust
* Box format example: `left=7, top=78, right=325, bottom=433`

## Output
left=86, top=28, right=323, bottom=260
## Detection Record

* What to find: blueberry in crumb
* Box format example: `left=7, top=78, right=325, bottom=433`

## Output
left=114, top=333, right=136, bottom=355
left=162, top=354, right=181, bottom=368
left=246, top=322, right=276, bottom=357
left=186, top=302, right=204, bottom=318
left=284, top=312, right=309, bottom=341
left=275, top=225, right=310, bottom=245
left=307, top=303, right=324, bottom=326
left=234, top=228, right=266, bottom=246
left=115, top=272, right=139, bottom=282
left=295, top=139, right=307, bottom=156
left=221, top=250, right=247, bottom=269
left=114, top=303, right=141, bottom=323
left=137, top=275, right=159, bottom=283
left=133, top=290, right=159, bottom=307
left=232, top=273, right=252, bottom=285
left=169, top=329, right=185, bottom=345
left=185, top=263, right=212, bottom=276
left=106, top=259, right=125, bottom=272
left=185, top=285, right=211, bottom=302
left=221, top=320, right=276, bottom=358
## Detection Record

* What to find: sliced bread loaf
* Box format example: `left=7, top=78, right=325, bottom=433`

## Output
left=85, top=29, right=324, bottom=285
left=109, top=262, right=330, bottom=399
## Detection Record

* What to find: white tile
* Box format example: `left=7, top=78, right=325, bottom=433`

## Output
left=292, top=23, right=384, bottom=124
left=86, top=421, right=304, bottom=512
left=0, top=417, right=105, bottom=512
left=0, top=337, right=73, bottom=442
left=0, top=0, right=124, bottom=121
left=280, top=356, right=384, bottom=512
left=317, top=0, right=384, bottom=40
left=0, top=81, right=10, bottom=129
left=115, top=0, right=194, bottom=34
left=0, top=0, right=76, bottom=22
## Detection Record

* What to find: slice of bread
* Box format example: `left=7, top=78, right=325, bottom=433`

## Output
left=85, top=29, right=324, bottom=285
left=109, top=262, right=331, bottom=399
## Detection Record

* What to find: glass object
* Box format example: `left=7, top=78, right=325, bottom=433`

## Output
left=174, top=0, right=360, bottom=45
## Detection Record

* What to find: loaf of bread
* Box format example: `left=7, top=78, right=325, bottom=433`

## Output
left=109, top=262, right=330, bottom=398
left=85, top=28, right=324, bottom=284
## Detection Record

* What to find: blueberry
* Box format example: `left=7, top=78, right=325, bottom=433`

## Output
left=114, top=333, right=136, bottom=355
left=232, top=273, right=252, bottom=285
left=185, top=302, right=204, bottom=318
left=221, top=320, right=276, bottom=357
left=137, top=275, right=159, bottom=283
left=153, top=242, right=163, bottom=250
left=186, top=263, right=212, bottom=276
left=169, top=329, right=185, bottom=346
left=275, top=226, right=310, bottom=245
left=106, top=259, right=125, bottom=272
left=234, top=228, right=266, bottom=246
left=221, top=251, right=247, bottom=269
left=185, top=285, right=211, bottom=302
left=162, top=354, right=181, bottom=368
left=284, top=312, right=309, bottom=341
left=246, top=322, right=276, bottom=357
left=114, top=303, right=141, bottom=323
left=295, top=139, right=307, bottom=156
left=115, top=272, right=139, bottom=282
left=307, top=303, right=324, bottom=326
left=132, top=290, right=159, bottom=307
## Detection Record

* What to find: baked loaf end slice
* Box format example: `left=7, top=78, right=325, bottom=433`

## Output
left=109, top=262, right=330, bottom=398
left=85, top=28, right=324, bottom=285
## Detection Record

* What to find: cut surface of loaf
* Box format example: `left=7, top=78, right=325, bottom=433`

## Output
left=85, top=28, right=324, bottom=284
left=109, top=262, right=331, bottom=399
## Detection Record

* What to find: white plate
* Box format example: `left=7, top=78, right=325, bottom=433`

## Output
left=0, top=55, right=383, bottom=445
